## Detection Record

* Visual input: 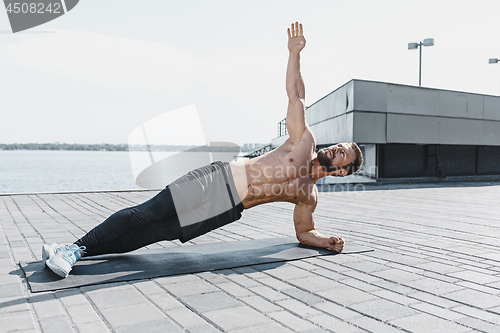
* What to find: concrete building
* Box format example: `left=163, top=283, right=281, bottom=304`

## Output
left=272, top=79, right=500, bottom=182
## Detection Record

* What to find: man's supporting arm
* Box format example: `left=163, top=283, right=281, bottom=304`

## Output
left=294, top=203, right=345, bottom=252
left=285, top=22, right=307, bottom=142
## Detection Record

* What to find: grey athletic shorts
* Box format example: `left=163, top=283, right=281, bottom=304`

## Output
left=169, top=161, right=244, bottom=243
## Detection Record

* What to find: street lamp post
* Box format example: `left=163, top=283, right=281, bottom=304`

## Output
left=408, top=38, right=434, bottom=86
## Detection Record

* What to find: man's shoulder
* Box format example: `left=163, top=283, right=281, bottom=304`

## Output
left=280, top=128, right=315, bottom=155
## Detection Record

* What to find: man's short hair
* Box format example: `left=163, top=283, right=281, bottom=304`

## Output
left=341, top=142, right=363, bottom=176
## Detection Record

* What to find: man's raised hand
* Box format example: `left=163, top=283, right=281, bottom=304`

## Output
left=287, top=22, right=306, bottom=54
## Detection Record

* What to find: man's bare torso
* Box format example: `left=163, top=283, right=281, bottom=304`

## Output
left=230, top=129, right=317, bottom=209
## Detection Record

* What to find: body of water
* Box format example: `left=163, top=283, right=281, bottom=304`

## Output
left=0, top=150, right=173, bottom=194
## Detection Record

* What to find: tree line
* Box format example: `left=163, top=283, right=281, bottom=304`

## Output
left=0, top=143, right=264, bottom=152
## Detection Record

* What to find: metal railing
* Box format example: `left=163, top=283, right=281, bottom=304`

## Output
left=278, top=118, right=287, bottom=137
left=243, top=144, right=272, bottom=158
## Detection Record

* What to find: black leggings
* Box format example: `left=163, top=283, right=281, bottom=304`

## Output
left=74, top=187, right=182, bottom=257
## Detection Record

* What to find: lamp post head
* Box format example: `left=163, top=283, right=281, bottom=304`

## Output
left=489, top=58, right=499, bottom=64
left=423, top=38, right=434, bottom=46
left=408, top=42, right=419, bottom=50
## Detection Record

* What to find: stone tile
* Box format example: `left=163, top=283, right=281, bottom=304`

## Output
left=56, top=289, right=89, bottom=307
left=341, top=278, right=381, bottom=292
left=181, top=292, right=242, bottom=313
left=410, top=302, right=465, bottom=321
left=340, top=269, right=382, bottom=283
left=419, top=270, right=461, bottom=283
left=230, top=322, right=294, bottom=333
left=414, top=261, right=464, bottom=274
left=99, top=303, right=165, bottom=328
left=75, top=320, right=110, bottom=333
left=149, top=292, right=184, bottom=311
left=87, top=287, right=148, bottom=309
left=187, top=324, right=220, bottom=333
left=0, top=274, right=20, bottom=285
left=389, top=313, right=471, bottom=333
left=36, top=313, right=73, bottom=333
left=216, top=281, right=254, bottom=297
left=457, top=281, right=500, bottom=295
left=403, top=277, right=464, bottom=295
left=341, top=260, right=390, bottom=273
left=371, top=268, right=422, bottom=283
left=81, top=282, right=130, bottom=294
left=282, top=288, right=324, bottom=305
left=224, top=274, right=261, bottom=288
left=196, top=271, right=229, bottom=284
left=240, top=295, right=281, bottom=313
left=312, top=301, right=361, bottom=320
left=32, top=296, right=66, bottom=319
left=315, top=284, right=377, bottom=306
left=347, top=315, right=403, bottom=333
left=287, top=275, right=342, bottom=292
left=485, top=280, right=500, bottom=290
left=166, top=307, right=207, bottom=328
left=0, top=310, right=36, bottom=332
left=387, top=254, right=430, bottom=266
left=204, top=306, right=271, bottom=331
left=249, top=285, right=288, bottom=302
left=66, top=303, right=102, bottom=324
left=267, top=310, right=317, bottom=331
left=311, top=268, right=348, bottom=281
left=257, top=277, right=292, bottom=291
left=371, top=289, right=420, bottom=306
left=451, top=304, right=500, bottom=324
left=408, top=291, right=461, bottom=308
left=372, top=280, right=416, bottom=295
left=488, top=305, right=500, bottom=315
left=349, top=298, right=420, bottom=322
left=265, top=265, right=314, bottom=281
left=114, top=319, right=182, bottom=333
left=308, top=314, right=363, bottom=332
left=442, top=289, right=500, bottom=309
left=131, top=280, right=166, bottom=295
left=275, top=298, right=322, bottom=318
left=155, top=274, right=203, bottom=285
left=449, top=270, right=500, bottom=285
left=0, top=283, right=24, bottom=298
left=455, top=317, right=500, bottom=333
left=161, top=279, right=219, bottom=297
left=0, top=296, right=30, bottom=314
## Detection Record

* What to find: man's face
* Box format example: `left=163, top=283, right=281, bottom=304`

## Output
left=317, top=143, right=357, bottom=174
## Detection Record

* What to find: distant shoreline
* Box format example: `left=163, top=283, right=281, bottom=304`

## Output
left=0, top=143, right=264, bottom=152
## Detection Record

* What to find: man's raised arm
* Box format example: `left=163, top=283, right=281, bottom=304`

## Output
left=285, top=22, right=307, bottom=143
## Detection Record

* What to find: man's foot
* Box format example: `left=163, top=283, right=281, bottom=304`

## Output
left=46, top=244, right=86, bottom=278
left=42, top=243, right=71, bottom=266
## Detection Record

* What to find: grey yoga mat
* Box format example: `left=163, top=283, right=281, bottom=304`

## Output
left=20, top=237, right=372, bottom=292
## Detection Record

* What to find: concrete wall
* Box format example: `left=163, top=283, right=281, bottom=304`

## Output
left=302, top=80, right=500, bottom=146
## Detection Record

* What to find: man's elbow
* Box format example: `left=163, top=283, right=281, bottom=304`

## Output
left=296, top=233, right=302, bottom=244
left=296, top=232, right=308, bottom=245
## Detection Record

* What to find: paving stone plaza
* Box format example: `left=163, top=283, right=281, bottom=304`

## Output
left=1, top=182, right=500, bottom=332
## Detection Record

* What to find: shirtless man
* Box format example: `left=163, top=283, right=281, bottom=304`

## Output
left=43, top=22, right=363, bottom=278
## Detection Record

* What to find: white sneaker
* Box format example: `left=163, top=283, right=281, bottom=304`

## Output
left=46, top=244, right=86, bottom=278
left=42, top=243, right=71, bottom=266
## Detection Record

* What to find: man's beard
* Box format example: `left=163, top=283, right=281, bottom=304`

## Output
left=317, top=149, right=334, bottom=172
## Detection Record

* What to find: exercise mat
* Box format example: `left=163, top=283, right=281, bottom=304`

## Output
left=20, top=237, right=372, bottom=292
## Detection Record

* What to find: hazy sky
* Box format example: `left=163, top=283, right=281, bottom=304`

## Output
left=1, top=0, right=499, bottom=145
